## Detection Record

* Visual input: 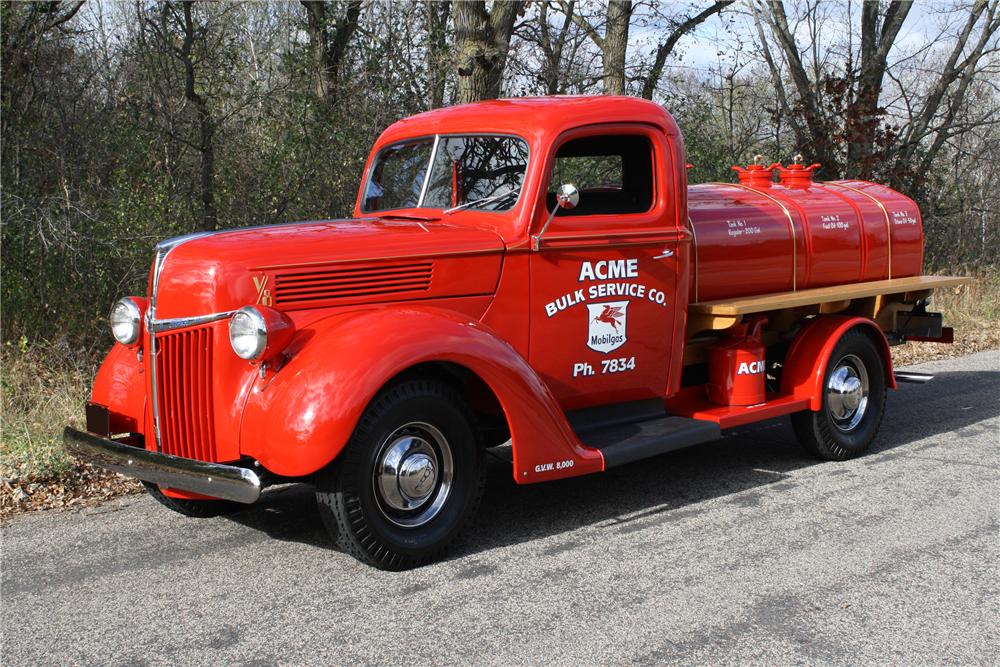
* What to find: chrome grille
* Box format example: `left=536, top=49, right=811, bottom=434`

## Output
left=154, top=326, right=217, bottom=461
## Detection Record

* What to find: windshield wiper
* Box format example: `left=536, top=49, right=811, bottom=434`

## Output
left=444, top=189, right=518, bottom=214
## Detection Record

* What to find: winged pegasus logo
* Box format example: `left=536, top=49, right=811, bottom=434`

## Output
left=586, top=300, right=628, bottom=353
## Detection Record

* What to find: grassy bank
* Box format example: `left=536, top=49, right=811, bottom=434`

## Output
left=2, top=274, right=997, bottom=518
left=0, top=340, right=141, bottom=518
left=891, top=272, right=1000, bottom=365
left=2, top=339, right=91, bottom=477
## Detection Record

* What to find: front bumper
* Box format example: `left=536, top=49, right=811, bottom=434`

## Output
left=63, top=427, right=261, bottom=504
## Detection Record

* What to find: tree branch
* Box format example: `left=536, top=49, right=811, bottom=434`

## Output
left=640, top=0, right=735, bottom=99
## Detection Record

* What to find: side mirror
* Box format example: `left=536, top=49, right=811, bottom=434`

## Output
left=533, top=183, right=579, bottom=251
left=554, top=183, right=580, bottom=210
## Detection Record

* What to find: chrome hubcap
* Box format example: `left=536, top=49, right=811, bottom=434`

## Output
left=373, top=422, right=453, bottom=528
left=827, top=354, right=869, bottom=432
left=398, top=453, right=436, bottom=500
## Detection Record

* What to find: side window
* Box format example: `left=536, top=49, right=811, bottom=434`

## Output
left=548, top=135, right=654, bottom=216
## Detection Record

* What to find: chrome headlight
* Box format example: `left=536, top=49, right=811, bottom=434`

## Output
left=110, top=298, right=142, bottom=345
left=229, top=307, right=267, bottom=360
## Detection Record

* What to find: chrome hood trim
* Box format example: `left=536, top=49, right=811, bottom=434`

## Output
left=148, top=310, right=236, bottom=333
left=147, top=231, right=213, bottom=453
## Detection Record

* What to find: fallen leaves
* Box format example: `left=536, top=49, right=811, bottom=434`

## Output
left=0, top=463, right=142, bottom=520
left=891, top=328, right=1000, bottom=367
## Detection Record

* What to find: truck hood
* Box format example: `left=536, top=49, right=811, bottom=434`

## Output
left=152, top=218, right=505, bottom=319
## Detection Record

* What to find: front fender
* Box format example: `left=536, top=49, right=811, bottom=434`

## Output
left=239, top=306, right=603, bottom=481
left=781, top=315, right=896, bottom=411
left=90, top=343, right=146, bottom=434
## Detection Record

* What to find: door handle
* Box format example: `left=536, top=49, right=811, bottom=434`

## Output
left=654, top=249, right=675, bottom=259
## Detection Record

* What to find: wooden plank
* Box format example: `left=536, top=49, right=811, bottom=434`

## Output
left=690, top=275, right=971, bottom=316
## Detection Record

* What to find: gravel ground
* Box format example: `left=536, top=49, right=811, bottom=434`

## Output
left=2, top=350, right=998, bottom=666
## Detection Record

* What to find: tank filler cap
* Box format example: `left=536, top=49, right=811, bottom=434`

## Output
left=776, top=154, right=821, bottom=186
left=731, top=155, right=781, bottom=187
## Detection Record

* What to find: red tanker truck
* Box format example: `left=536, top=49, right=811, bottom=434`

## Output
left=65, top=96, right=968, bottom=569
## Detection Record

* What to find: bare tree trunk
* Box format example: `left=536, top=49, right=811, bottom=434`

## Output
left=425, top=0, right=451, bottom=108
left=602, top=0, right=631, bottom=95
left=751, top=1, right=839, bottom=171
left=893, top=0, right=999, bottom=192
left=567, top=0, right=634, bottom=95
left=177, top=2, right=217, bottom=230
left=844, top=1, right=911, bottom=177
left=453, top=0, right=523, bottom=104
left=301, top=0, right=362, bottom=105
left=454, top=1, right=491, bottom=103
left=539, top=0, right=575, bottom=95
left=754, top=0, right=998, bottom=190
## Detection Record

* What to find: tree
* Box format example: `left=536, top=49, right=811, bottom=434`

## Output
left=536, top=0, right=576, bottom=95
left=640, top=0, right=735, bottom=99
left=3, top=0, right=998, bottom=350
left=569, top=0, right=732, bottom=96
left=890, top=1, right=1000, bottom=189
left=425, top=0, right=452, bottom=108
left=0, top=1, right=84, bottom=142
left=567, top=0, right=630, bottom=94
left=142, top=1, right=221, bottom=229
left=453, top=0, right=525, bottom=103
left=301, top=1, right=362, bottom=105
left=751, top=0, right=1000, bottom=191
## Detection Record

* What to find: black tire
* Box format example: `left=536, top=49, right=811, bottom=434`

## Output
left=791, top=327, right=888, bottom=461
left=142, top=482, right=240, bottom=518
left=315, top=378, right=485, bottom=570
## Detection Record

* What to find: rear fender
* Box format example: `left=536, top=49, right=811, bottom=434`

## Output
left=781, top=315, right=896, bottom=411
left=239, top=306, right=603, bottom=481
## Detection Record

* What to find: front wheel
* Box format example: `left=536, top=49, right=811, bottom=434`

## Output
left=315, top=378, right=485, bottom=570
left=791, top=328, right=888, bottom=460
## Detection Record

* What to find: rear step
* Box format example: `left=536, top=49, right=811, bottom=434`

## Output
left=576, top=414, right=721, bottom=469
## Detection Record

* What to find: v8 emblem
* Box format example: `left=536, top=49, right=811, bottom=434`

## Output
left=252, top=275, right=272, bottom=306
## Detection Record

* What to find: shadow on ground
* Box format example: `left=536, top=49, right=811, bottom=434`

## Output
left=223, top=368, right=1000, bottom=560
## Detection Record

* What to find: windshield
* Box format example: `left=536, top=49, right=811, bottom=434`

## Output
left=363, top=135, right=529, bottom=213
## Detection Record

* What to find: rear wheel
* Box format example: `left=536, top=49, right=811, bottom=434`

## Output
left=792, top=328, right=887, bottom=460
left=142, top=482, right=240, bottom=518
left=315, top=378, right=485, bottom=570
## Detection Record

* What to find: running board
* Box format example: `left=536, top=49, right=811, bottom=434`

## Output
left=895, top=371, right=934, bottom=384
left=576, top=415, right=721, bottom=469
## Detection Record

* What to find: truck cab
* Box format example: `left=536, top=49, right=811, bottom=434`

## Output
left=356, top=96, right=692, bottom=414
left=65, top=96, right=966, bottom=569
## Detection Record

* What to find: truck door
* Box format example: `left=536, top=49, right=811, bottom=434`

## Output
left=528, top=126, right=685, bottom=410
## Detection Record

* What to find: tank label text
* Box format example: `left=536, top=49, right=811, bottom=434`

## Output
left=737, top=360, right=765, bottom=375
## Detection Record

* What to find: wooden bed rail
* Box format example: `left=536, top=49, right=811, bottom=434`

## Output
left=687, top=275, right=971, bottom=337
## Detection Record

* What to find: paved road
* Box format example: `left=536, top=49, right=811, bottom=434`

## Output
left=3, top=350, right=998, bottom=666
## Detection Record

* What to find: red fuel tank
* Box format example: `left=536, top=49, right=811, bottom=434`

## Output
left=707, top=318, right=767, bottom=406
left=687, top=161, right=923, bottom=302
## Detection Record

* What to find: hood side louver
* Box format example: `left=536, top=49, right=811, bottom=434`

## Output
left=273, top=261, right=433, bottom=307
